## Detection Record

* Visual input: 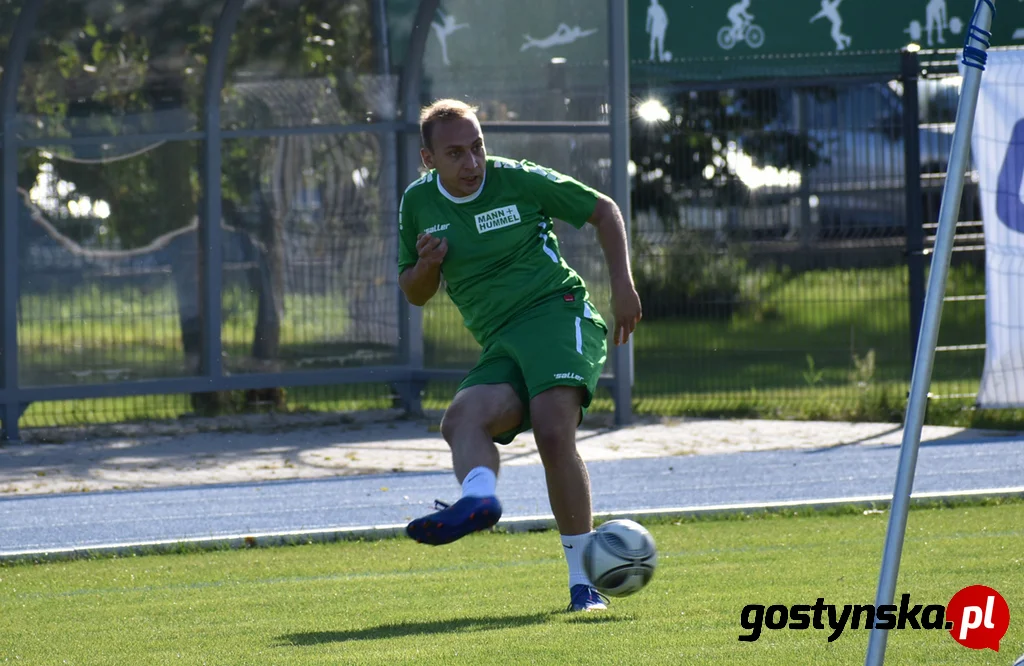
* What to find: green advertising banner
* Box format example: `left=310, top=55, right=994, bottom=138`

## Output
left=632, top=0, right=1021, bottom=63
left=388, top=0, right=607, bottom=75
left=388, top=0, right=1024, bottom=87
left=387, top=0, right=611, bottom=118
left=629, top=0, right=1024, bottom=81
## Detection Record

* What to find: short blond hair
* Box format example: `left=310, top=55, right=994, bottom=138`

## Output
left=419, top=99, right=479, bottom=151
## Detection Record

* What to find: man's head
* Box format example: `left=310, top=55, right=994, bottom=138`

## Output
left=420, top=99, right=486, bottom=197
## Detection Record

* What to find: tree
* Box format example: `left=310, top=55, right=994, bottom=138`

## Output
left=627, top=86, right=828, bottom=318
left=630, top=86, right=824, bottom=228
left=218, top=0, right=387, bottom=382
left=12, top=0, right=387, bottom=412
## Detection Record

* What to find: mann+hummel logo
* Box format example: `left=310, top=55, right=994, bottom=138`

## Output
left=424, top=223, right=450, bottom=234
left=475, top=205, right=521, bottom=234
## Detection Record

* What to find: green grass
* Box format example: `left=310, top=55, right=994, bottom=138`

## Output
left=18, top=282, right=367, bottom=384
left=423, top=263, right=985, bottom=391
left=14, top=262, right=1024, bottom=431
left=2, top=501, right=1022, bottom=664
left=421, top=262, right=1021, bottom=428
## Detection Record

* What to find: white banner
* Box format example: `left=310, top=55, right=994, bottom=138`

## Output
left=967, top=50, right=1024, bottom=408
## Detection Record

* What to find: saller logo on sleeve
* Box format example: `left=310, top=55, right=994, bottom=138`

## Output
left=475, top=205, right=522, bottom=234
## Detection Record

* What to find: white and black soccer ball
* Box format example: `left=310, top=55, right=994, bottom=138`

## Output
left=583, top=519, right=657, bottom=597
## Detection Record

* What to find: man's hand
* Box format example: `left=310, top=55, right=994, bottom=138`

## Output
left=400, top=232, right=448, bottom=306
left=416, top=232, right=448, bottom=267
left=611, top=278, right=642, bottom=346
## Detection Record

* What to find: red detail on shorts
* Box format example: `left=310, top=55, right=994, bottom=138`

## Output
left=563, top=293, right=575, bottom=302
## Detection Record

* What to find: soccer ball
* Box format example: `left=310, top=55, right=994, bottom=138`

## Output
left=583, top=519, right=657, bottom=597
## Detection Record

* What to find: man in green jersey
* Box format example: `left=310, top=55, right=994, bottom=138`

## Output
left=398, top=99, right=642, bottom=612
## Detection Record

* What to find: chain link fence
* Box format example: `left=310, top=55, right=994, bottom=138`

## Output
left=6, top=20, right=1001, bottom=430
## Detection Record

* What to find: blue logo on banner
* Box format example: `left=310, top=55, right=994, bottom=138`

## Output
left=996, top=118, right=1024, bottom=234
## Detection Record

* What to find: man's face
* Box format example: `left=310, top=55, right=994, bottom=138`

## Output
left=421, top=116, right=486, bottom=197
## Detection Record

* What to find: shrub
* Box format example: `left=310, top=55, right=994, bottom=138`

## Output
left=632, top=231, right=748, bottom=320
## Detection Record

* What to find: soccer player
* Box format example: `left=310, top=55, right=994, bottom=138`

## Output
left=398, top=99, right=642, bottom=612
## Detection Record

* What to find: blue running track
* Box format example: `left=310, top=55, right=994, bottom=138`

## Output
left=2, top=433, right=1022, bottom=559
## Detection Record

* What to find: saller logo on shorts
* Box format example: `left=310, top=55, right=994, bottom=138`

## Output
left=475, top=205, right=521, bottom=234
left=554, top=372, right=584, bottom=382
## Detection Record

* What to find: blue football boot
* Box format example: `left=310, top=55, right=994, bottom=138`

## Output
left=406, top=496, right=502, bottom=546
left=566, top=584, right=610, bottom=612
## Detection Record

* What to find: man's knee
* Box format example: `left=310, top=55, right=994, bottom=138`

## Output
left=440, top=398, right=484, bottom=443
left=441, top=384, right=523, bottom=443
left=439, top=406, right=464, bottom=444
left=530, top=386, right=585, bottom=452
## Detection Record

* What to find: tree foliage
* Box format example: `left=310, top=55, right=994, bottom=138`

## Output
left=7, top=0, right=387, bottom=407
left=13, top=0, right=383, bottom=249
left=629, top=86, right=825, bottom=227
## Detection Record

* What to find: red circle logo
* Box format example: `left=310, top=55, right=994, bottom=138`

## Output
left=946, top=585, right=1010, bottom=651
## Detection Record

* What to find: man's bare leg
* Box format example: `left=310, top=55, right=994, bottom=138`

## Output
left=440, top=383, right=522, bottom=483
left=406, top=384, right=522, bottom=546
left=529, top=385, right=605, bottom=610
left=529, top=385, right=592, bottom=536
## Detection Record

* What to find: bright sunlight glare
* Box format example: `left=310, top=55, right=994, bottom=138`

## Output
left=725, top=141, right=802, bottom=189
left=637, top=99, right=670, bottom=123
left=29, top=162, right=112, bottom=219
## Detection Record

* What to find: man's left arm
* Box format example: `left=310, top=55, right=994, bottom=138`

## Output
left=519, top=160, right=643, bottom=346
left=587, top=194, right=642, bottom=346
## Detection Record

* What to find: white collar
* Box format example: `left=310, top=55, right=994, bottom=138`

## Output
left=437, top=168, right=486, bottom=204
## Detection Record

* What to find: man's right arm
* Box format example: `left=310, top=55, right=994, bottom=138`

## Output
left=399, top=259, right=442, bottom=307
left=398, top=189, right=447, bottom=307
left=398, top=230, right=448, bottom=307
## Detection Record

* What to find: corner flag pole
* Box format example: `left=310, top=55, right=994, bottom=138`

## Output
left=864, top=2, right=995, bottom=665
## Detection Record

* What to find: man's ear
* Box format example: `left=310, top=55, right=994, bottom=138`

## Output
left=420, top=147, right=434, bottom=169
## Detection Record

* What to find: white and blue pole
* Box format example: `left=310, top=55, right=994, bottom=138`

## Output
left=864, top=1, right=996, bottom=664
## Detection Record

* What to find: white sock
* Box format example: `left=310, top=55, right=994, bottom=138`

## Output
left=561, top=532, right=595, bottom=588
left=461, top=466, right=497, bottom=498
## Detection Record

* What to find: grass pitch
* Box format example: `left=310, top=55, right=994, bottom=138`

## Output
left=1, top=500, right=1021, bottom=665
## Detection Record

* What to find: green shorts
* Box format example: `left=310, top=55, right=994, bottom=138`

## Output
left=457, top=290, right=609, bottom=444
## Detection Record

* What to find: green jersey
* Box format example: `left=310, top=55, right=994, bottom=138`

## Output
left=398, top=156, right=603, bottom=345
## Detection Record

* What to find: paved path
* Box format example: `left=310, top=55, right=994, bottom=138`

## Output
left=0, top=413, right=994, bottom=495
left=1, top=415, right=1021, bottom=559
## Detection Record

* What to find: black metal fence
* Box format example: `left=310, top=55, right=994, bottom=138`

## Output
left=1, top=6, right=997, bottom=436
left=0, top=0, right=638, bottom=438
left=617, top=48, right=987, bottom=419
left=376, top=49, right=991, bottom=425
